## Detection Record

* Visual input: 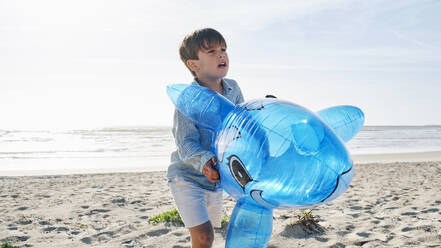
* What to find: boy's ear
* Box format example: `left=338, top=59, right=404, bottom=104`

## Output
left=186, top=59, right=199, bottom=72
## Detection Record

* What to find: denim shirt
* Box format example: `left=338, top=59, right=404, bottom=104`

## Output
left=167, top=78, right=244, bottom=190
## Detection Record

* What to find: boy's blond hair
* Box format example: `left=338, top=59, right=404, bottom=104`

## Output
left=179, top=28, right=227, bottom=77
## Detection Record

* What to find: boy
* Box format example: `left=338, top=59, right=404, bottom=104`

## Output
left=168, top=28, right=244, bottom=248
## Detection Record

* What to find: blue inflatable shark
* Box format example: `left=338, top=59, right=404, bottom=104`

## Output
left=166, top=84, right=364, bottom=247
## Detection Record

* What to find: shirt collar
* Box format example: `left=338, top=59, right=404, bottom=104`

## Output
left=191, top=78, right=232, bottom=94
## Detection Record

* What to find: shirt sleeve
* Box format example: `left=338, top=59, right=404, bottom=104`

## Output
left=236, top=87, right=244, bottom=104
left=172, top=109, right=215, bottom=173
left=232, top=80, right=245, bottom=104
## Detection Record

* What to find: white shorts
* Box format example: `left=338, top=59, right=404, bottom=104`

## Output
left=168, top=176, right=223, bottom=228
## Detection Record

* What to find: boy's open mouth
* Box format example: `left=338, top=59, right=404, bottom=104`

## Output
left=218, top=62, right=227, bottom=68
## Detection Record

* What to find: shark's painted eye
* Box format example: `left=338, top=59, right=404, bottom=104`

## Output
left=228, top=155, right=253, bottom=190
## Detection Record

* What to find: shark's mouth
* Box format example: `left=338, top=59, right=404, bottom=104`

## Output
left=250, top=190, right=278, bottom=208
left=321, top=166, right=353, bottom=202
left=251, top=167, right=354, bottom=209
left=227, top=154, right=278, bottom=209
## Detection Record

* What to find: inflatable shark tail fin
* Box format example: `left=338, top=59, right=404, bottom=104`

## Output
left=225, top=199, right=273, bottom=248
left=167, top=84, right=235, bottom=131
left=317, top=105, right=364, bottom=142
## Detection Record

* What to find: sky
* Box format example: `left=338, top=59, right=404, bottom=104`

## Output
left=1, top=0, right=440, bottom=129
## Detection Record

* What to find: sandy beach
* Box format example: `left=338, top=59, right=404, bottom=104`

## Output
left=1, top=154, right=441, bottom=247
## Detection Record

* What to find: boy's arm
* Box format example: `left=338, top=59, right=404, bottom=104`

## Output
left=173, top=109, right=216, bottom=174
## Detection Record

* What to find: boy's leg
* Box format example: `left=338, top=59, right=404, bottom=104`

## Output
left=168, top=177, right=211, bottom=227
left=189, top=189, right=222, bottom=247
left=189, top=221, right=214, bottom=248
left=206, top=189, right=223, bottom=228
left=168, top=177, right=220, bottom=247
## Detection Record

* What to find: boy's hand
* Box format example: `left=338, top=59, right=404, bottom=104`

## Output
left=203, top=157, right=220, bottom=183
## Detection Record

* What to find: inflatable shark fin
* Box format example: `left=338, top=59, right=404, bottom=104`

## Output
left=166, top=84, right=236, bottom=131
left=225, top=198, right=273, bottom=248
left=317, top=105, right=365, bottom=142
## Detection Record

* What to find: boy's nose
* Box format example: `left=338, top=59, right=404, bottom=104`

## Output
left=219, top=51, right=227, bottom=58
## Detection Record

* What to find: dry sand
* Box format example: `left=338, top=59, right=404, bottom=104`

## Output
left=1, top=160, right=441, bottom=247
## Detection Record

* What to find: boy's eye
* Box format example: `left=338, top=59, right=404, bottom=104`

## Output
left=221, top=48, right=226, bottom=52
left=208, top=50, right=215, bottom=54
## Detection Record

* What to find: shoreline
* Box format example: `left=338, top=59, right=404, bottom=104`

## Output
left=352, top=150, right=441, bottom=164
left=1, top=150, right=441, bottom=177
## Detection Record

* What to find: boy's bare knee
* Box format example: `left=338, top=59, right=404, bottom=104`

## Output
left=196, top=230, right=214, bottom=246
left=189, top=221, right=214, bottom=248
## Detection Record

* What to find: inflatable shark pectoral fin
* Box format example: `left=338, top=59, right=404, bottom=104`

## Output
left=317, top=105, right=365, bottom=142
left=166, top=84, right=236, bottom=131
left=225, top=199, right=273, bottom=248
left=290, top=119, right=325, bottom=155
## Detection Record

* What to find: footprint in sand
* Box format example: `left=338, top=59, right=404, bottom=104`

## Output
left=350, top=206, right=362, bottom=210
left=348, top=213, right=360, bottom=218
left=401, top=211, right=418, bottom=216
left=121, top=240, right=134, bottom=247
left=87, top=209, right=111, bottom=215
left=139, top=207, right=153, bottom=212
left=173, top=244, right=188, bottom=248
left=385, top=206, right=399, bottom=210
left=421, top=208, right=438, bottom=214
left=43, top=227, right=57, bottom=232
left=2, top=235, right=30, bottom=243
left=314, top=236, right=329, bottom=242
left=94, top=231, right=115, bottom=242
left=329, top=242, right=345, bottom=248
left=38, top=220, right=52, bottom=226
left=57, top=227, right=69, bottom=232
left=172, top=232, right=184, bottom=237
left=345, top=224, right=355, bottom=231
left=112, top=198, right=127, bottom=204
left=401, top=227, right=415, bottom=232
left=177, top=236, right=191, bottom=243
left=336, top=231, right=349, bottom=236
left=353, top=240, right=370, bottom=246
left=356, top=232, right=371, bottom=238
left=7, top=225, right=18, bottom=231
left=145, top=228, right=170, bottom=236
left=80, top=237, right=93, bottom=244
left=17, top=218, right=32, bottom=225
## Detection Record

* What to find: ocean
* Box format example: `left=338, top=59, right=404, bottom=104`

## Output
left=1, top=126, right=441, bottom=174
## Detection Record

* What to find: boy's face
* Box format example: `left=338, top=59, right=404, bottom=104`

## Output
left=187, top=44, right=229, bottom=82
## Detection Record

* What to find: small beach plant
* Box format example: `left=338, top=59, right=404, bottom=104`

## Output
left=299, top=210, right=317, bottom=223
left=1, top=242, right=13, bottom=248
left=291, top=209, right=325, bottom=235
left=149, top=209, right=183, bottom=225
left=221, top=215, right=231, bottom=229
